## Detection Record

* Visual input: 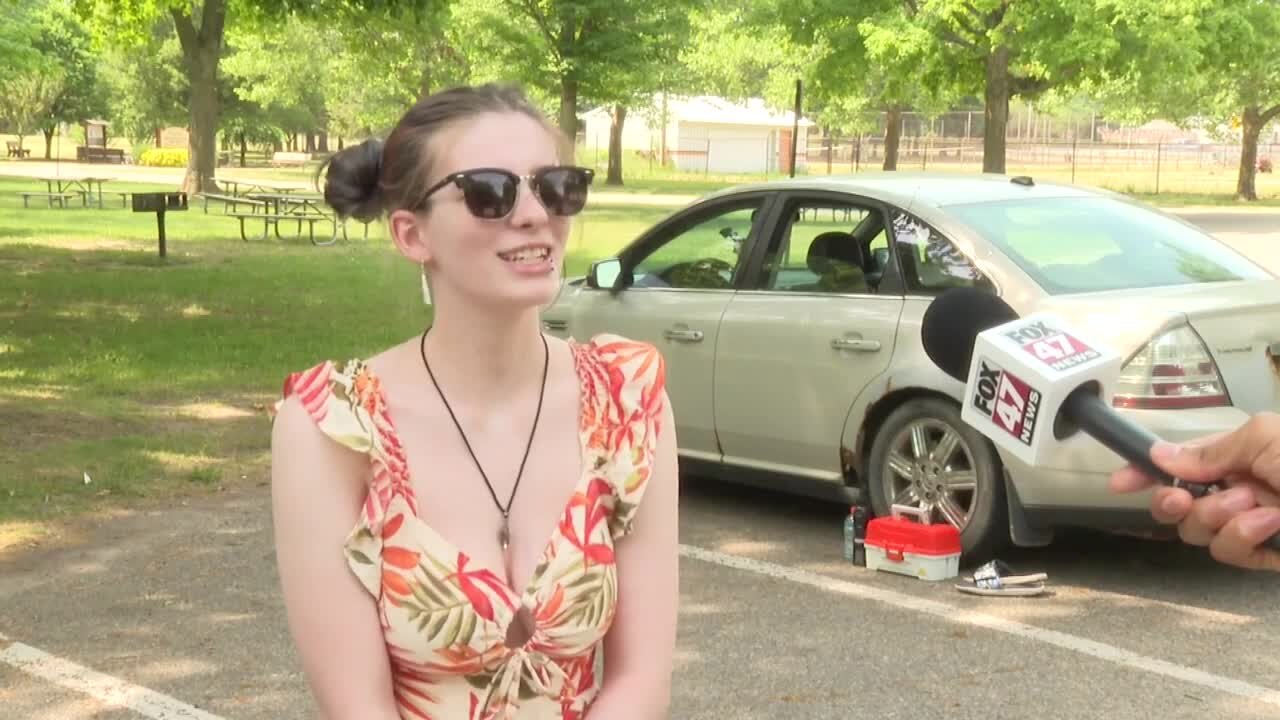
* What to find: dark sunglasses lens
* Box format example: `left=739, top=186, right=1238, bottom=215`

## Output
left=535, top=168, right=591, bottom=216
left=461, top=172, right=517, bottom=218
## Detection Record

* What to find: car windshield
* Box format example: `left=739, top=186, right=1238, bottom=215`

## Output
left=943, top=196, right=1272, bottom=295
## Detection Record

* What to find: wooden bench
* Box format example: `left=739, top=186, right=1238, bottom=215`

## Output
left=19, top=192, right=78, bottom=208
left=270, top=151, right=312, bottom=167
left=6, top=141, right=31, bottom=158
left=76, top=146, right=127, bottom=164
left=193, top=192, right=268, bottom=214
left=227, top=211, right=336, bottom=245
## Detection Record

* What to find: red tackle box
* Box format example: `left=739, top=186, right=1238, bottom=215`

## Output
left=865, top=505, right=962, bottom=581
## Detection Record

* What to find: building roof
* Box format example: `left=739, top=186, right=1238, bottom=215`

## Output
left=582, top=94, right=814, bottom=129
left=670, top=96, right=814, bottom=128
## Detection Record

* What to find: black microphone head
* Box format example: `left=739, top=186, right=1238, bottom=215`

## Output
left=920, top=287, right=1020, bottom=382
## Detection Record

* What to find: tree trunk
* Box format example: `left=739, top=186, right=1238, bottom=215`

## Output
left=983, top=46, right=1011, bottom=174
left=238, top=131, right=246, bottom=168
left=883, top=106, right=902, bottom=171
left=606, top=105, right=626, bottom=186
left=172, top=1, right=226, bottom=195
left=318, top=131, right=329, bottom=153
left=42, top=128, right=54, bottom=160
left=558, top=75, right=579, bottom=140
left=1236, top=105, right=1263, bottom=201
left=305, top=132, right=316, bottom=153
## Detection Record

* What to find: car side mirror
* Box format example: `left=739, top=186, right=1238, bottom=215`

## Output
left=588, top=257, right=624, bottom=290
left=719, top=227, right=734, bottom=238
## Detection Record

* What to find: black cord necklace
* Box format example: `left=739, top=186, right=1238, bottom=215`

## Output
left=419, top=327, right=549, bottom=586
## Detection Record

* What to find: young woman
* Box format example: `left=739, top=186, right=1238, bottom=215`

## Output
left=269, top=83, right=679, bottom=719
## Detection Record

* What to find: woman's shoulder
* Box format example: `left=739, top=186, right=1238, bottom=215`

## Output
left=268, top=338, right=414, bottom=456
left=570, top=332, right=667, bottom=393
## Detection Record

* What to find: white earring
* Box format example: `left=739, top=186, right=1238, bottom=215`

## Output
left=420, top=263, right=432, bottom=306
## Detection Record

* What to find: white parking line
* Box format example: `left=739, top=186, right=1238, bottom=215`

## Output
left=0, top=632, right=225, bottom=720
left=679, top=544, right=1280, bottom=709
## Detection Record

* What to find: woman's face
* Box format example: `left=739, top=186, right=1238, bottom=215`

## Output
left=413, top=111, right=573, bottom=312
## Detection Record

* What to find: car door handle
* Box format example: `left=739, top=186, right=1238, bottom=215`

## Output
left=664, top=328, right=704, bottom=342
left=542, top=318, right=568, bottom=331
left=831, top=337, right=881, bottom=352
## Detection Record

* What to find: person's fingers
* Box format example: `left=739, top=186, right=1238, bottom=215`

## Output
left=1109, top=465, right=1155, bottom=493
left=1207, top=507, right=1280, bottom=572
left=1151, top=413, right=1280, bottom=487
left=1149, top=486, right=1192, bottom=523
left=1175, top=485, right=1257, bottom=546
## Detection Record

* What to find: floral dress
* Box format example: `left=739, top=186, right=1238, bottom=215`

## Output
left=275, top=334, right=667, bottom=719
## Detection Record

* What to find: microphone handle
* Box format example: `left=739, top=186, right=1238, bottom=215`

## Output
left=1061, top=387, right=1280, bottom=552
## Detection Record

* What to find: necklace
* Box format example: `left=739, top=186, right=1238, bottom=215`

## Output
left=419, top=327, right=549, bottom=587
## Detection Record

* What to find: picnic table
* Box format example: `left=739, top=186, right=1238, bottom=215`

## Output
left=227, top=192, right=338, bottom=246
left=18, top=177, right=111, bottom=209
left=216, top=178, right=307, bottom=196
left=195, top=178, right=309, bottom=215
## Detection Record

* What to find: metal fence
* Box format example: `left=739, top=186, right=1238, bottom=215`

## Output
left=800, top=138, right=1277, bottom=194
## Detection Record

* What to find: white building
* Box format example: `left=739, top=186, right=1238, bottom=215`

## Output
left=580, top=95, right=815, bottom=175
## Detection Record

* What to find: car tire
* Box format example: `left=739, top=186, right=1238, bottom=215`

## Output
left=867, top=396, right=1008, bottom=564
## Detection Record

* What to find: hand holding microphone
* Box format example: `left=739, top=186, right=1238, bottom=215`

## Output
left=920, top=287, right=1280, bottom=566
left=1109, top=414, right=1280, bottom=572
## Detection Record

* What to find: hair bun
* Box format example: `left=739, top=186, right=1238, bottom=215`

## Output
left=321, top=138, right=384, bottom=222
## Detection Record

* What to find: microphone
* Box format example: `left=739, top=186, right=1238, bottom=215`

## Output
left=920, top=287, right=1280, bottom=552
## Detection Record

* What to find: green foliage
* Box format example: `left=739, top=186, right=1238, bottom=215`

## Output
left=32, top=0, right=110, bottom=129
left=454, top=0, right=700, bottom=119
left=97, top=20, right=186, bottom=142
left=0, top=0, right=44, bottom=75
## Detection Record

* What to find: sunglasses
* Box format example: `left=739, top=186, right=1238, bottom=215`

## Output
left=416, top=166, right=594, bottom=219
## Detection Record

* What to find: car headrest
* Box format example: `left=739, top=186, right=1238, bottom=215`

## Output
left=806, top=232, right=865, bottom=274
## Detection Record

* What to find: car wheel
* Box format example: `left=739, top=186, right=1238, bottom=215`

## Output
left=867, top=397, right=1007, bottom=563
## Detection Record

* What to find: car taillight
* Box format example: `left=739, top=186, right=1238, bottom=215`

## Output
left=1113, top=325, right=1229, bottom=409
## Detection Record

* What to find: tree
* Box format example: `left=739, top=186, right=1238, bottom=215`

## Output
left=454, top=0, right=698, bottom=167
left=770, top=0, right=958, bottom=170
left=76, top=0, right=444, bottom=194
left=855, top=0, right=1151, bottom=174
left=0, top=0, right=43, bottom=75
left=1084, top=0, right=1278, bottom=200
left=32, top=1, right=110, bottom=160
left=0, top=69, right=65, bottom=153
left=221, top=16, right=330, bottom=152
left=97, top=21, right=187, bottom=146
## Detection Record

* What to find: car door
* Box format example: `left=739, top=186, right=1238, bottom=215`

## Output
left=712, top=191, right=905, bottom=481
left=544, top=192, right=776, bottom=463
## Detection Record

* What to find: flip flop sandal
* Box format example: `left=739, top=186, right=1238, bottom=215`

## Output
left=954, top=560, right=1048, bottom=597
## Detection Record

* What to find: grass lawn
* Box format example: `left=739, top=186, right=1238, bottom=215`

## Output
left=0, top=176, right=669, bottom=551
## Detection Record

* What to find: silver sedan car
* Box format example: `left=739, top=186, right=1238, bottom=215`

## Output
left=541, top=173, right=1280, bottom=559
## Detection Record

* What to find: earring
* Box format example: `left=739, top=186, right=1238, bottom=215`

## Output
left=420, top=262, right=432, bottom=306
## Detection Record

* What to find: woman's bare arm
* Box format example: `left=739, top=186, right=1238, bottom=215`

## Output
left=271, top=395, right=401, bottom=720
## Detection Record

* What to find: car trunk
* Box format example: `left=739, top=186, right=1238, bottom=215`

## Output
left=1178, top=285, right=1280, bottom=415
left=1038, top=280, right=1280, bottom=415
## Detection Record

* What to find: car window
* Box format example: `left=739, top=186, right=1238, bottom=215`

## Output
left=758, top=200, right=888, bottom=295
left=630, top=201, right=762, bottom=290
left=943, top=196, right=1270, bottom=294
left=890, top=211, right=989, bottom=294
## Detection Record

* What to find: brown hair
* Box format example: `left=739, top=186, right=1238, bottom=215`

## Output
left=319, top=83, right=568, bottom=222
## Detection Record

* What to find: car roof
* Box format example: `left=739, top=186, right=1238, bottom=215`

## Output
left=703, top=172, right=1117, bottom=210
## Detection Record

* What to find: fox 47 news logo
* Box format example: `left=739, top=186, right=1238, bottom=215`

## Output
left=1005, top=320, right=1100, bottom=372
left=972, top=359, right=1042, bottom=446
